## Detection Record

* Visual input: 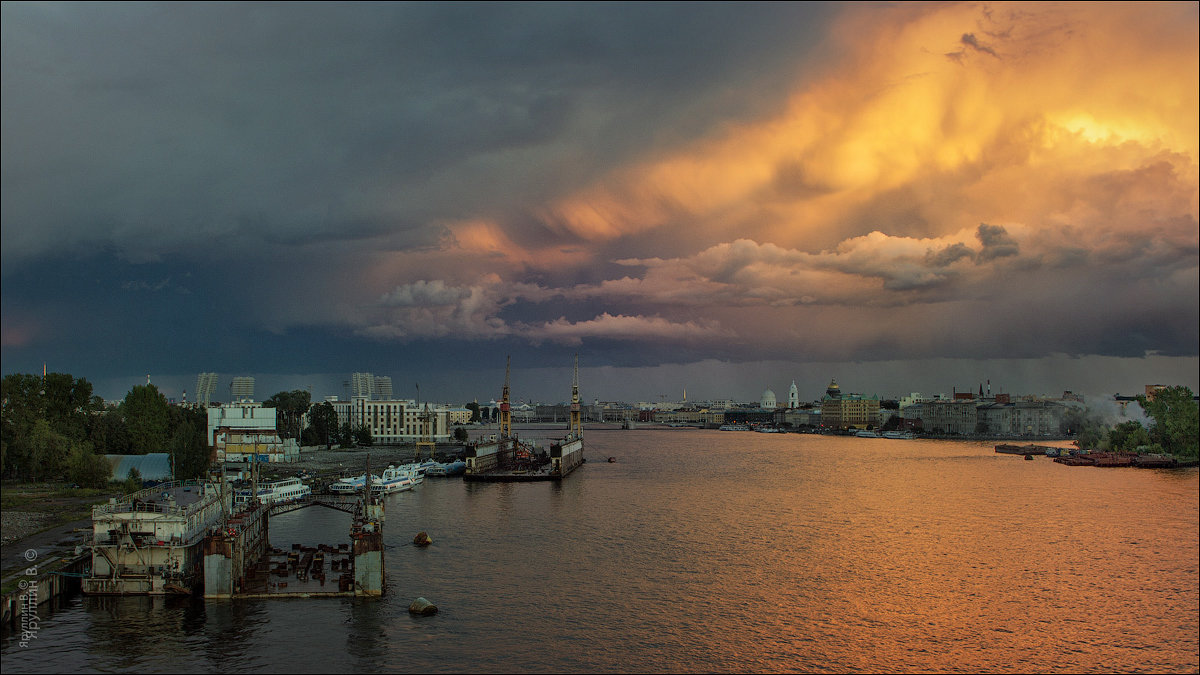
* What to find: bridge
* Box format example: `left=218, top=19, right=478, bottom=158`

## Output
left=268, top=493, right=364, bottom=517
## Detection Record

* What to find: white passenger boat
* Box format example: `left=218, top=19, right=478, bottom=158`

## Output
left=235, top=477, right=312, bottom=505
left=719, top=424, right=751, bottom=431
left=426, top=459, right=466, bottom=477
left=882, top=431, right=915, bottom=439
left=371, top=465, right=417, bottom=494
left=329, top=473, right=378, bottom=494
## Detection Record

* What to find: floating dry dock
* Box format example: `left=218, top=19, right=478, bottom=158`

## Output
left=463, top=434, right=584, bottom=482
left=83, top=475, right=385, bottom=598
left=463, top=356, right=585, bottom=482
left=204, top=492, right=385, bottom=599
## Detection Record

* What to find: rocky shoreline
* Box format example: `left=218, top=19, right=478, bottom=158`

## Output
left=1, top=511, right=55, bottom=547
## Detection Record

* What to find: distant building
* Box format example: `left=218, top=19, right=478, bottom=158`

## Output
left=195, top=372, right=218, bottom=406
left=207, top=402, right=298, bottom=462
left=374, top=376, right=393, bottom=400
left=909, top=400, right=978, bottom=435
left=229, top=376, right=255, bottom=403
left=351, top=372, right=375, bottom=399
left=329, top=397, right=450, bottom=444
left=782, top=406, right=821, bottom=427
left=819, top=379, right=880, bottom=429
left=761, top=389, right=777, bottom=410
left=788, top=381, right=799, bottom=409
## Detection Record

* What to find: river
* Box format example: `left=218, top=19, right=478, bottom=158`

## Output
left=3, top=430, right=1198, bottom=673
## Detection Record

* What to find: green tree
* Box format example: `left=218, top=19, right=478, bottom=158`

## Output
left=121, top=384, right=170, bottom=453
left=41, top=372, right=97, bottom=441
left=264, top=390, right=311, bottom=440
left=336, top=423, right=356, bottom=448
left=353, top=425, right=373, bottom=447
left=306, top=401, right=338, bottom=450
left=453, top=426, right=469, bottom=442
left=67, top=441, right=112, bottom=489
left=1, top=373, right=43, bottom=477
left=123, top=467, right=144, bottom=493
left=28, top=419, right=70, bottom=480
left=466, top=401, right=481, bottom=423
left=1108, top=420, right=1153, bottom=453
left=167, top=410, right=211, bottom=480
left=87, top=407, right=131, bottom=454
left=1137, top=386, right=1200, bottom=458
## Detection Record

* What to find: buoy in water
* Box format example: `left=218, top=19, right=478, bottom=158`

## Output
left=409, top=597, right=438, bottom=616
left=413, top=531, right=432, bottom=546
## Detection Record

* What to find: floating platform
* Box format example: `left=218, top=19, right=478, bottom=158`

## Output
left=464, top=435, right=584, bottom=482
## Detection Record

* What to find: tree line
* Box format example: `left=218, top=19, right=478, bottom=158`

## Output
left=2, top=374, right=497, bottom=487
left=1067, top=386, right=1198, bottom=458
left=2, top=373, right=209, bottom=487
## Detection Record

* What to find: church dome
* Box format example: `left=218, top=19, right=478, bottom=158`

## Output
left=826, top=378, right=841, bottom=399
left=761, top=389, right=777, bottom=409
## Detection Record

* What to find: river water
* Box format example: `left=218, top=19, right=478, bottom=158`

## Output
left=4, top=430, right=1198, bottom=673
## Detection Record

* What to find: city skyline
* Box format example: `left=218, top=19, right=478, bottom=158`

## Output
left=3, top=3, right=1197, bottom=406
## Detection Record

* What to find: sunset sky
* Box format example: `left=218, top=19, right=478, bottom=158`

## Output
left=3, top=2, right=1197, bottom=405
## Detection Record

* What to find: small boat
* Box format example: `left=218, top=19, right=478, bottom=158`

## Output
left=607, top=457, right=616, bottom=463
left=371, top=465, right=417, bottom=494
left=329, top=474, right=378, bottom=494
left=425, top=460, right=466, bottom=477
left=235, top=477, right=312, bottom=505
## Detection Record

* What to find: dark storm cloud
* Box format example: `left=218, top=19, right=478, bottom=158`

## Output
left=3, top=2, right=1197, bottom=403
left=975, top=223, right=1019, bottom=262
left=1, top=2, right=834, bottom=271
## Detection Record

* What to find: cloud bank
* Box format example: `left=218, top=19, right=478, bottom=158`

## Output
left=3, top=2, right=1196, bottom=400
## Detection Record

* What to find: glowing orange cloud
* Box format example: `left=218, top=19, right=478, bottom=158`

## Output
left=518, top=2, right=1197, bottom=252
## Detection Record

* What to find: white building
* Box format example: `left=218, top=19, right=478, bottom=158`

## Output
left=207, top=403, right=299, bottom=463
left=329, top=397, right=451, bottom=444
left=195, top=372, right=218, bottom=406
left=229, top=376, right=255, bottom=403
left=761, top=389, right=777, bottom=410
left=351, top=372, right=376, bottom=399
left=788, top=381, right=799, bottom=409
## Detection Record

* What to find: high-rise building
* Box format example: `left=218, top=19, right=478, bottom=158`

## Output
left=195, top=372, right=219, bottom=405
left=373, top=376, right=393, bottom=400
left=230, top=376, right=255, bottom=403
left=351, top=372, right=375, bottom=399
